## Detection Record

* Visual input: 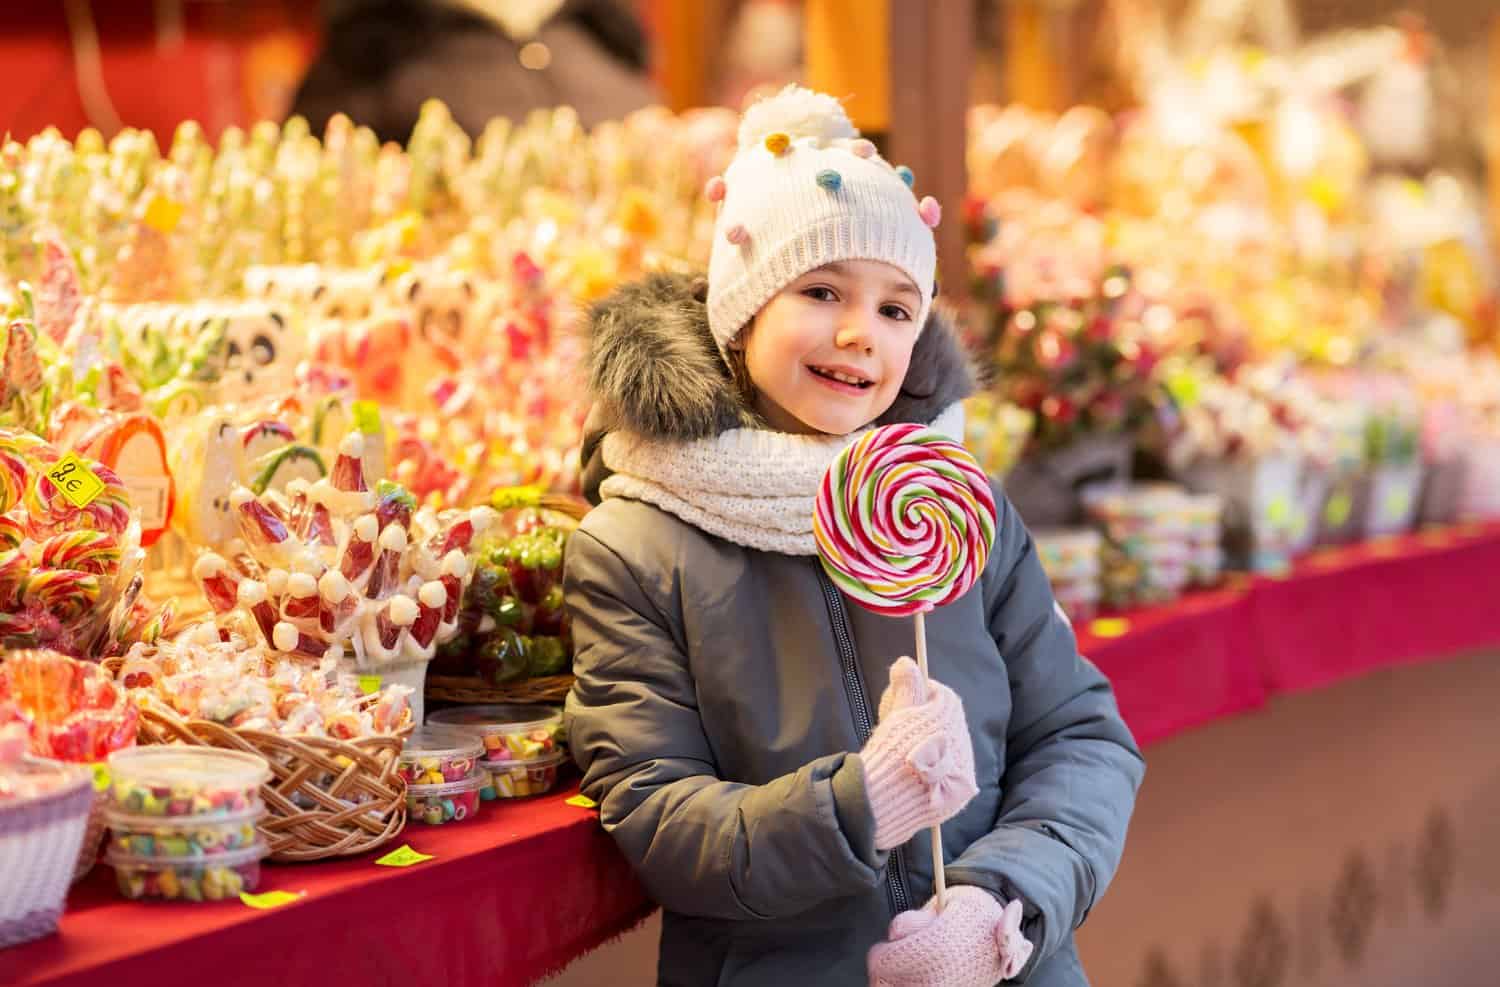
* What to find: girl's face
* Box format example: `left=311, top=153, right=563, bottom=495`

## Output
left=736, top=260, right=921, bottom=436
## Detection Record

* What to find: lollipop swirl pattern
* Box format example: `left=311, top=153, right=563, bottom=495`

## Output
left=814, top=424, right=997, bottom=617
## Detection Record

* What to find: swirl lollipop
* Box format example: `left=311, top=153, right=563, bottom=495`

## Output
left=815, top=424, right=996, bottom=617
left=814, top=422, right=997, bottom=911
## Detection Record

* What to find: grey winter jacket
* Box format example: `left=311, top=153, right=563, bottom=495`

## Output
left=565, top=274, right=1144, bottom=986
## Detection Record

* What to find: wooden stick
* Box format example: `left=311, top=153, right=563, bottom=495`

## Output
left=914, top=610, right=947, bottom=911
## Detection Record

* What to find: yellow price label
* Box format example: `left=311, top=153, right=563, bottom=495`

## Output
left=91, top=763, right=112, bottom=793
left=240, top=890, right=304, bottom=910
left=44, top=452, right=107, bottom=509
left=1266, top=496, right=1290, bottom=526
left=1088, top=617, right=1132, bottom=639
left=143, top=195, right=184, bottom=234
left=351, top=400, right=383, bottom=435
left=1325, top=492, right=1353, bottom=528
left=1384, top=489, right=1411, bottom=518
left=565, top=794, right=598, bottom=809
left=357, top=674, right=382, bottom=695
left=375, top=845, right=433, bottom=868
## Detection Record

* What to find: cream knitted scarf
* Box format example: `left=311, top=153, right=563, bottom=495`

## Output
left=598, top=403, right=966, bottom=555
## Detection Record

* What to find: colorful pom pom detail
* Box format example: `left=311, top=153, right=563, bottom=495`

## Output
left=896, top=166, right=915, bottom=188
left=705, top=175, right=726, bottom=203
left=764, top=133, right=791, bottom=156
left=726, top=224, right=749, bottom=246
left=851, top=139, right=877, bottom=159
left=815, top=169, right=842, bottom=191
left=918, top=196, right=942, bottom=228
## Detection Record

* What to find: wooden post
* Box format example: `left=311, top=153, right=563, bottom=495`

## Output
left=887, top=0, right=973, bottom=303
left=1490, top=15, right=1500, bottom=258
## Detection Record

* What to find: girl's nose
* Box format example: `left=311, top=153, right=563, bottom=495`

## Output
left=835, top=310, right=876, bottom=354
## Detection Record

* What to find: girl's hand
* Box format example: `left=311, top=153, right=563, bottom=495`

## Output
left=860, top=656, right=978, bottom=850
left=868, top=887, right=1034, bottom=986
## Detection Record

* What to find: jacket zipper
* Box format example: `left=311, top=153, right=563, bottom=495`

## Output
left=818, top=569, right=913, bottom=918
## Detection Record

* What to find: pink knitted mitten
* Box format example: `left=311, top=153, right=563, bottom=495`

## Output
left=860, top=656, right=978, bottom=851
left=868, top=886, right=1035, bottom=986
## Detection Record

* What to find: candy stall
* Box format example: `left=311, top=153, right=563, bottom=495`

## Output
left=4, top=7, right=1500, bottom=985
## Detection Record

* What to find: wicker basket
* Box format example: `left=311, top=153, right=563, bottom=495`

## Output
left=1, top=759, right=93, bottom=948
left=426, top=672, right=573, bottom=706
left=132, top=705, right=412, bottom=863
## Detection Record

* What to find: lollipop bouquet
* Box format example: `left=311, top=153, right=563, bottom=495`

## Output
left=189, top=430, right=497, bottom=685
left=0, top=427, right=172, bottom=656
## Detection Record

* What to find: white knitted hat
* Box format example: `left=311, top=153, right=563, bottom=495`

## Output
left=705, top=86, right=941, bottom=352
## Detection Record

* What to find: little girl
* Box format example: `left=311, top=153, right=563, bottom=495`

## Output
left=565, top=87, right=1144, bottom=987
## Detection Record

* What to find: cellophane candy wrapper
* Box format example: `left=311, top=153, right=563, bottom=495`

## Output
left=0, top=427, right=171, bottom=657
left=114, top=625, right=413, bottom=739
left=430, top=490, right=579, bottom=684
left=0, top=649, right=139, bottom=761
left=189, top=427, right=497, bottom=671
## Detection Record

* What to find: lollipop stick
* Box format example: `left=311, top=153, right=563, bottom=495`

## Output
left=915, top=610, right=948, bottom=913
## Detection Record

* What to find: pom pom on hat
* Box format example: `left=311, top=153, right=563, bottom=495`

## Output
left=737, top=85, right=857, bottom=151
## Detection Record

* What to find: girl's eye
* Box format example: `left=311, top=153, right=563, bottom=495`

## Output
left=801, top=285, right=838, bottom=302
left=880, top=304, right=912, bottom=322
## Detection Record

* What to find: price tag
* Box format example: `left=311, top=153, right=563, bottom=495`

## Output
left=565, top=794, right=598, bottom=809
left=1088, top=617, right=1132, bottom=639
left=1265, top=495, right=1290, bottom=526
left=1384, top=489, right=1411, bottom=519
left=44, top=452, right=106, bottom=508
left=143, top=195, right=184, bottom=234
left=351, top=400, right=383, bottom=435
left=375, top=845, right=433, bottom=868
left=120, top=474, right=171, bottom=530
left=357, top=674, right=382, bottom=695
left=1325, top=492, right=1353, bottom=528
left=91, top=763, right=112, bottom=793
left=240, top=890, right=304, bottom=910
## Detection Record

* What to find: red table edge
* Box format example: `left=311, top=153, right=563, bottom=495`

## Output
left=1077, top=521, right=1500, bottom=748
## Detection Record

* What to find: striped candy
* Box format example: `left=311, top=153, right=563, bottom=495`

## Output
left=815, top=424, right=997, bottom=617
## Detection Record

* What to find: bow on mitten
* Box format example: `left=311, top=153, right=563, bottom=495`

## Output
left=868, top=886, right=1036, bottom=987
left=861, top=656, right=978, bottom=850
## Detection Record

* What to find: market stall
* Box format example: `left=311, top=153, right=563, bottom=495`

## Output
left=1, top=4, right=1499, bottom=984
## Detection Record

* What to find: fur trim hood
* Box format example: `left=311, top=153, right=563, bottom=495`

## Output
left=579, top=272, right=980, bottom=501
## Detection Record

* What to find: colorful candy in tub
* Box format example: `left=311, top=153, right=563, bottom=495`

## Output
left=475, top=749, right=567, bottom=800
left=107, top=841, right=269, bottom=901
left=397, top=724, right=483, bottom=786
left=105, top=806, right=263, bottom=858
left=406, top=769, right=484, bottom=825
left=427, top=704, right=563, bottom=764
left=106, top=747, right=269, bottom=818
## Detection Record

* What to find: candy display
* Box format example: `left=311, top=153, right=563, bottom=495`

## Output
left=427, top=704, right=564, bottom=764
left=105, top=747, right=268, bottom=818
left=0, top=430, right=169, bottom=657
left=0, top=650, right=139, bottom=762
left=105, top=805, right=262, bottom=858
left=433, top=495, right=579, bottom=684
left=1083, top=486, right=1197, bottom=608
left=114, top=630, right=413, bottom=739
left=186, top=429, right=496, bottom=676
left=474, top=749, right=567, bottom=801
left=814, top=424, right=997, bottom=618
left=107, top=841, right=268, bottom=901
left=405, top=768, right=484, bottom=825
left=1033, top=529, right=1103, bottom=624
left=397, top=724, right=484, bottom=786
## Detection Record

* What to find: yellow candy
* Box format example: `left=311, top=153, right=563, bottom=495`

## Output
left=764, top=133, right=790, bottom=156
left=158, top=867, right=181, bottom=899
